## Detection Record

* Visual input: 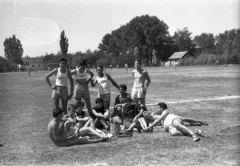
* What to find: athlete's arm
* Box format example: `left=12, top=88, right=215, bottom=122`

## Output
left=45, top=68, right=58, bottom=89
left=146, top=110, right=169, bottom=129
left=105, top=73, right=119, bottom=90
left=67, top=70, right=74, bottom=99
left=86, top=68, right=94, bottom=84
left=143, top=71, right=151, bottom=92
left=92, top=109, right=105, bottom=118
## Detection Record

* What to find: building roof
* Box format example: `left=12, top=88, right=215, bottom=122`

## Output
left=168, top=51, right=188, bottom=60
left=22, top=57, right=44, bottom=63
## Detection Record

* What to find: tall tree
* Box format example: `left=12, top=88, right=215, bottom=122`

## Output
left=193, top=33, right=215, bottom=54
left=4, top=35, right=23, bottom=65
left=173, top=27, right=193, bottom=51
left=60, top=30, right=69, bottom=56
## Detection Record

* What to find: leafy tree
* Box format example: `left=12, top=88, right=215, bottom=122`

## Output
left=3, top=35, right=23, bottom=65
left=60, top=30, right=69, bottom=56
left=193, top=33, right=215, bottom=54
left=173, top=27, right=193, bottom=51
left=98, top=15, right=170, bottom=66
left=0, top=56, right=9, bottom=72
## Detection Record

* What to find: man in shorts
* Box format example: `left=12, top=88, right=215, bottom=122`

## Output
left=45, top=58, right=74, bottom=114
left=91, top=65, right=119, bottom=112
left=143, top=102, right=208, bottom=142
left=131, top=59, right=151, bottom=106
left=47, top=107, right=109, bottom=147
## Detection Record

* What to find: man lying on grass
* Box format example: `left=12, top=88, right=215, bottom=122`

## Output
left=47, top=107, right=109, bottom=147
left=143, top=102, right=208, bottom=142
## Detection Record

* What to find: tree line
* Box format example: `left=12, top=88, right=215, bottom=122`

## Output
left=1, top=15, right=240, bottom=72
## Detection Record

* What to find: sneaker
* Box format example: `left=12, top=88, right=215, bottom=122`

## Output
left=101, top=136, right=109, bottom=142
left=107, top=133, right=113, bottom=138
left=198, top=121, right=209, bottom=126
left=192, top=134, right=200, bottom=142
left=195, top=129, right=205, bottom=137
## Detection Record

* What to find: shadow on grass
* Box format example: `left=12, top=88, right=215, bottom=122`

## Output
left=0, top=144, right=5, bottom=147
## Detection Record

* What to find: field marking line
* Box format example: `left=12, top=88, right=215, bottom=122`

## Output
left=146, top=95, right=240, bottom=105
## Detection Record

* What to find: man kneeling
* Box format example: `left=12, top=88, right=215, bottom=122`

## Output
left=47, top=107, right=108, bottom=147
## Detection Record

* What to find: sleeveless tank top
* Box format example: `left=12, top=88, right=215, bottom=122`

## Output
left=75, top=68, right=88, bottom=83
left=55, top=68, right=68, bottom=86
left=96, top=74, right=110, bottom=94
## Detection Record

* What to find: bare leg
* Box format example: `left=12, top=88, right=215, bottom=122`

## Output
left=138, top=97, right=145, bottom=106
left=172, top=119, right=200, bottom=142
left=84, top=98, right=93, bottom=118
left=138, top=117, right=148, bottom=129
left=79, top=127, right=106, bottom=138
left=61, top=99, right=68, bottom=115
left=53, top=98, right=60, bottom=109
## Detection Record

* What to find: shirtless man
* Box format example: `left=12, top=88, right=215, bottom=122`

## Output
left=131, top=60, right=151, bottom=106
left=47, top=107, right=108, bottom=147
left=143, top=102, right=208, bottom=142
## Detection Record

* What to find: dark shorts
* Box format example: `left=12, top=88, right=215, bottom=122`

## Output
left=123, top=118, right=134, bottom=129
left=74, top=85, right=90, bottom=100
left=99, top=93, right=111, bottom=103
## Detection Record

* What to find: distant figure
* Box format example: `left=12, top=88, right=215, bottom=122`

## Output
left=116, top=64, right=118, bottom=69
left=216, top=60, right=219, bottom=66
left=103, top=66, right=106, bottom=72
left=35, top=67, right=38, bottom=73
left=28, top=67, right=31, bottom=77
left=125, top=64, right=128, bottom=73
left=109, top=64, right=112, bottom=71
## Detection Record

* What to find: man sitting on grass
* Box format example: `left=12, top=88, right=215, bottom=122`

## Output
left=92, top=98, right=110, bottom=131
left=47, top=107, right=109, bottom=147
left=143, top=102, right=208, bottom=142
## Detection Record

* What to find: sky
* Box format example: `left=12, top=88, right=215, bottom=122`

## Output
left=0, top=0, right=239, bottom=58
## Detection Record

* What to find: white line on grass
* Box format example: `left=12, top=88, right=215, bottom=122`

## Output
left=146, top=95, right=240, bottom=106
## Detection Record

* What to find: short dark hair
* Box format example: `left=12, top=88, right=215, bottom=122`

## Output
left=119, top=84, right=127, bottom=91
left=53, top=107, right=63, bottom=117
left=95, top=98, right=104, bottom=104
left=75, top=101, right=85, bottom=108
left=59, top=58, right=67, bottom=63
left=80, top=59, right=88, bottom=66
left=135, top=59, right=142, bottom=65
left=157, top=102, right=167, bottom=109
left=68, top=104, right=76, bottom=111
left=97, top=65, right=103, bottom=69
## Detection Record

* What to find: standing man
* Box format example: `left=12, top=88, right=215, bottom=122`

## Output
left=91, top=65, right=119, bottom=112
left=45, top=58, right=74, bottom=114
left=125, top=64, right=128, bottom=73
left=131, top=59, right=151, bottom=106
left=71, top=59, right=94, bottom=118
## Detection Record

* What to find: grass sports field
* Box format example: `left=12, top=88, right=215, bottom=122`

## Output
left=0, top=65, right=240, bottom=166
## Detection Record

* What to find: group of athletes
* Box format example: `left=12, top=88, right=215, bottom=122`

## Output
left=46, top=58, right=208, bottom=147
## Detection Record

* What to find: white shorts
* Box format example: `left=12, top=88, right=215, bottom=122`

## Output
left=163, top=114, right=181, bottom=131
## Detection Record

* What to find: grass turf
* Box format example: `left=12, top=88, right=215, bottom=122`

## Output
left=0, top=65, right=240, bottom=166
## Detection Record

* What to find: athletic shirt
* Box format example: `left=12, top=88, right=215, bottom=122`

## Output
left=96, top=74, right=110, bottom=94
left=55, top=68, right=68, bottom=86
left=132, top=69, right=146, bottom=88
left=75, top=68, right=88, bottom=84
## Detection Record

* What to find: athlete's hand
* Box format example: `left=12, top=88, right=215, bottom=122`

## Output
left=51, top=85, right=57, bottom=90
left=68, top=94, right=72, bottom=100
